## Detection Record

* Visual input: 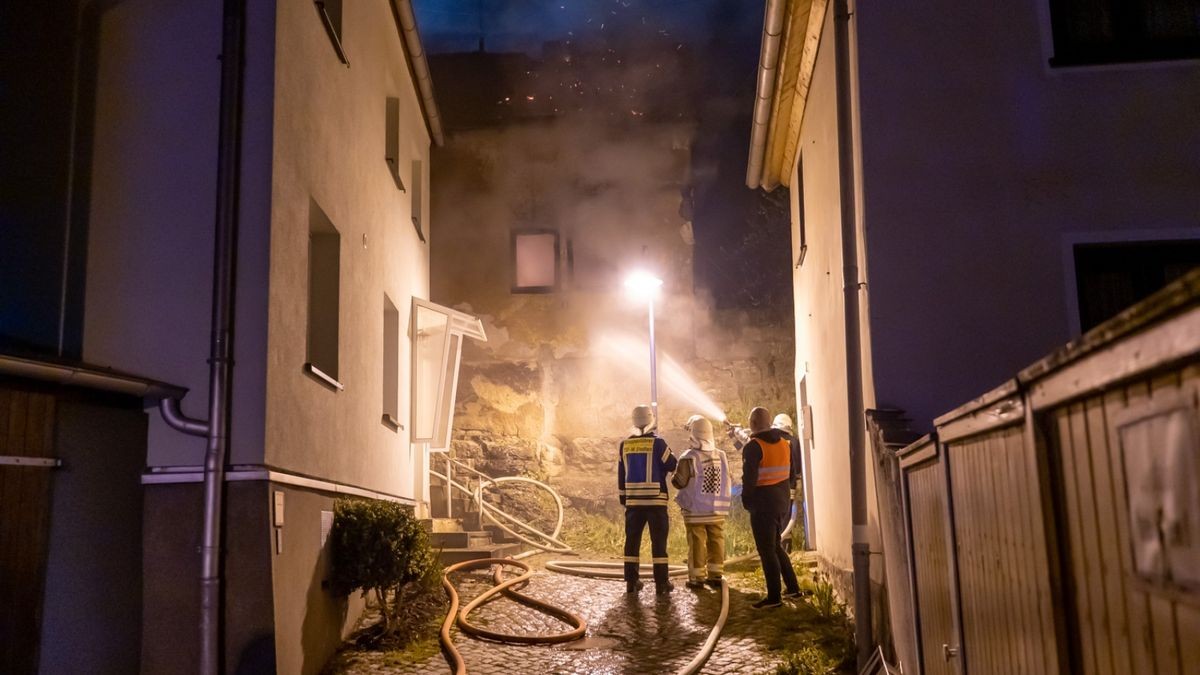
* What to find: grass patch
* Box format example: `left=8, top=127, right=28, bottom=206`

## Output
left=560, top=497, right=760, bottom=561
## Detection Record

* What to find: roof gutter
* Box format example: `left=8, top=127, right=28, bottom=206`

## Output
left=0, top=354, right=187, bottom=400
left=394, top=0, right=444, bottom=147
left=746, top=0, right=787, bottom=188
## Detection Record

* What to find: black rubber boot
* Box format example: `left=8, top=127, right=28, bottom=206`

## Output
left=626, top=580, right=644, bottom=594
left=655, top=581, right=674, bottom=595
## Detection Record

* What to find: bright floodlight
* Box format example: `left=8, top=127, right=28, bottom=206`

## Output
left=624, top=270, right=663, bottom=298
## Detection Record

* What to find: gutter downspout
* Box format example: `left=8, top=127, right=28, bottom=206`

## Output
left=832, top=0, right=872, bottom=667
left=395, top=0, right=444, bottom=147
left=745, top=0, right=786, bottom=188
left=166, top=1, right=246, bottom=673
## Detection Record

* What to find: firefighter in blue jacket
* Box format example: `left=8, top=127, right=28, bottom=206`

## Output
left=618, top=404, right=678, bottom=595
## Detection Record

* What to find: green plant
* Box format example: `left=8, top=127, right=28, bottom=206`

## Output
left=774, top=646, right=840, bottom=675
left=329, top=498, right=439, bottom=634
left=807, top=573, right=846, bottom=621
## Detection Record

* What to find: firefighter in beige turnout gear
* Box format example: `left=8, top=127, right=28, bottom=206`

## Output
left=672, top=415, right=732, bottom=589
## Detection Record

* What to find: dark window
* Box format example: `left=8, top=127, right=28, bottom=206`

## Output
left=1049, top=0, right=1200, bottom=66
left=306, top=200, right=342, bottom=388
left=511, top=230, right=559, bottom=293
left=382, top=294, right=400, bottom=428
left=1074, top=239, right=1200, bottom=331
left=315, top=0, right=348, bottom=64
left=793, top=154, right=807, bottom=268
left=385, top=98, right=405, bottom=191
left=411, top=159, right=425, bottom=242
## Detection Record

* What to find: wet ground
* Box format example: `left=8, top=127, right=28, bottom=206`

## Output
left=329, top=553, right=849, bottom=675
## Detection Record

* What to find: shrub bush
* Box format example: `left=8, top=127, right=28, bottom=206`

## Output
left=328, top=498, right=438, bottom=632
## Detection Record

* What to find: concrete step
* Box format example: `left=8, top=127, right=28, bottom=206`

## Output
left=483, top=524, right=519, bottom=544
left=438, top=543, right=523, bottom=565
left=420, top=518, right=465, bottom=533
left=429, top=530, right=494, bottom=549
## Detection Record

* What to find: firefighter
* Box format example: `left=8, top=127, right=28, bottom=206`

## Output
left=618, top=404, right=678, bottom=595
left=741, top=406, right=802, bottom=609
left=772, top=412, right=807, bottom=546
left=672, top=415, right=732, bottom=589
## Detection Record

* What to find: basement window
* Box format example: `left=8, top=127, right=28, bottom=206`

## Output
left=305, top=200, right=342, bottom=390
left=315, top=0, right=348, bottom=64
left=1048, top=0, right=1200, bottom=66
left=512, top=230, right=559, bottom=293
left=385, top=98, right=405, bottom=191
left=382, top=295, right=400, bottom=429
left=411, top=159, right=425, bottom=242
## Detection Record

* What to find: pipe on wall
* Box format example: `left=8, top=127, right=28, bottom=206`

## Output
left=831, top=0, right=873, bottom=667
left=394, top=0, right=444, bottom=147
left=195, top=0, right=246, bottom=672
left=745, top=0, right=786, bottom=188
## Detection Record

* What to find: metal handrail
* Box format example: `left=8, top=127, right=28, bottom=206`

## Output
left=429, top=459, right=572, bottom=553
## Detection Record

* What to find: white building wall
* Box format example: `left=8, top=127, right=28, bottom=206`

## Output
left=791, top=9, right=880, bottom=576
left=854, top=2, right=1200, bottom=428
left=265, top=0, right=431, bottom=498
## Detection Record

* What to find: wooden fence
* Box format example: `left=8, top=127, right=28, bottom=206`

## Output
left=0, top=388, right=58, bottom=674
left=895, top=271, right=1200, bottom=675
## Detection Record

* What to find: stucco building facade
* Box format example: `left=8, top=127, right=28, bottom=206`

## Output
left=3, top=0, right=455, bottom=672
left=748, top=0, right=1200, bottom=651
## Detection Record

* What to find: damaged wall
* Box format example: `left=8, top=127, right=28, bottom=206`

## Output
left=430, top=57, right=796, bottom=510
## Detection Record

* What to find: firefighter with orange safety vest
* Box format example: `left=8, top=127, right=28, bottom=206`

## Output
left=618, top=405, right=678, bottom=595
left=739, top=406, right=803, bottom=609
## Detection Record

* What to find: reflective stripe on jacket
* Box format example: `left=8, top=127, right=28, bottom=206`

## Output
left=618, top=433, right=676, bottom=507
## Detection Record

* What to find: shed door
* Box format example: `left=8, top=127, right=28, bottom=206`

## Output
left=0, top=389, right=57, bottom=674
left=903, top=450, right=961, bottom=675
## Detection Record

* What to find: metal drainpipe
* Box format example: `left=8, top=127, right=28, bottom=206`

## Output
left=832, top=0, right=872, bottom=667
left=198, top=0, right=245, bottom=672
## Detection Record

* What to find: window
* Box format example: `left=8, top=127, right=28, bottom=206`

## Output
left=385, top=98, right=405, bottom=191
left=792, top=154, right=807, bottom=268
left=315, top=0, right=348, bottom=64
left=511, top=230, right=559, bottom=293
left=382, top=295, right=400, bottom=429
left=305, top=200, right=342, bottom=389
left=1049, top=0, right=1200, bottom=66
left=411, top=159, right=425, bottom=242
left=1073, top=239, right=1200, bottom=332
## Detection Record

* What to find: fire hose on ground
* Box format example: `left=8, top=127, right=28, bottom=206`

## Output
left=432, top=461, right=797, bottom=674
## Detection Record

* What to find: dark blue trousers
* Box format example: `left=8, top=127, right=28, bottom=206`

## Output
left=623, top=506, right=670, bottom=586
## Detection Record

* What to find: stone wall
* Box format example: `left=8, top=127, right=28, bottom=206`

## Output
left=446, top=303, right=795, bottom=514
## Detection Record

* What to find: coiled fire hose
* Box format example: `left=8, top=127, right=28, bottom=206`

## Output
left=434, top=465, right=797, bottom=674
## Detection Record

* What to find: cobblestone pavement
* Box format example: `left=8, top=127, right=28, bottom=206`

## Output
left=333, top=554, right=835, bottom=675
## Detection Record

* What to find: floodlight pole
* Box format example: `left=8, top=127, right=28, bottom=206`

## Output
left=647, top=295, right=658, bottom=428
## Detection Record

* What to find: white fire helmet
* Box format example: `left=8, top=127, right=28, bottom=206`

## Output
left=632, top=405, right=654, bottom=432
left=772, top=413, right=794, bottom=433
left=688, top=417, right=715, bottom=444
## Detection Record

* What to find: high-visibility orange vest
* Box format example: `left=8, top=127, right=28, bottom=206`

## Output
left=755, top=437, right=791, bottom=486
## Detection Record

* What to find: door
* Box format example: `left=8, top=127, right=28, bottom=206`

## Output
left=0, top=388, right=58, bottom=674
